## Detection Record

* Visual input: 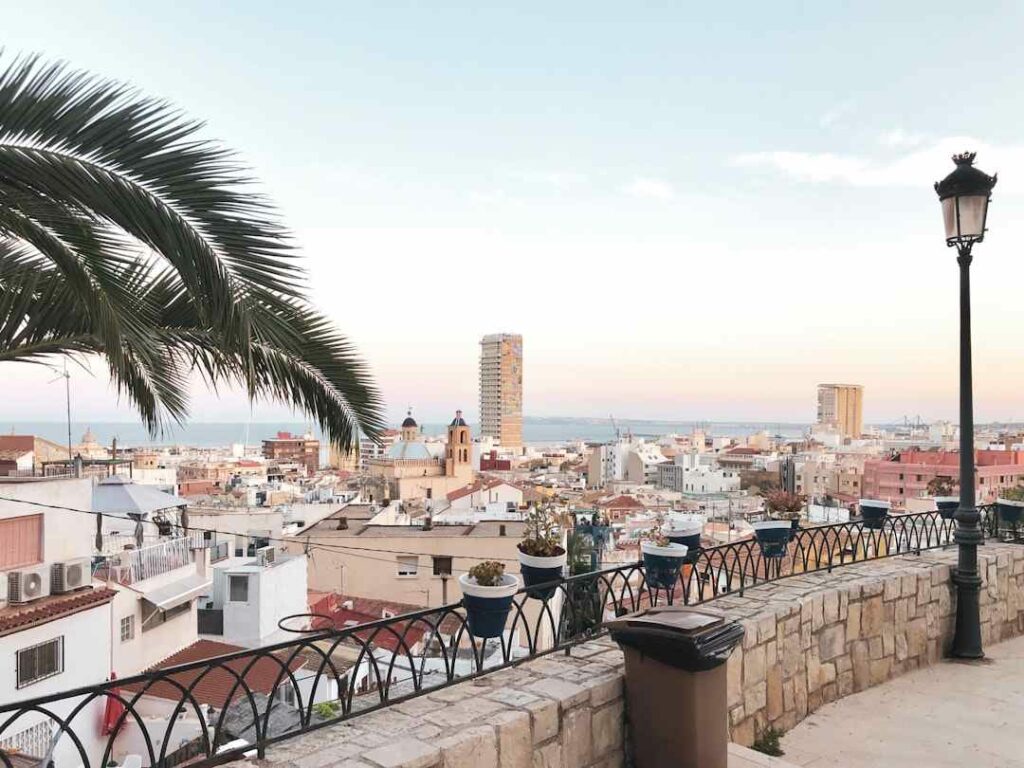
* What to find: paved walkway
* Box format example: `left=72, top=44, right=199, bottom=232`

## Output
left=780, top=634, right=1024, bottom=767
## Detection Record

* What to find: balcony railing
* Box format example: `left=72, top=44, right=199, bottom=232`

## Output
left=104, top=537, right=195, bottom=585
left=0, top=509, right=1009, bottom=768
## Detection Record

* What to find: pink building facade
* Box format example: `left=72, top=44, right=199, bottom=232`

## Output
left=863, top=449, right=1024, bottom=505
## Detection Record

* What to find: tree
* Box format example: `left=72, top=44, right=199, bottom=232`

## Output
left=0, top=54, right=382, bottom=447
left=926, top=476, right=958, bottom=497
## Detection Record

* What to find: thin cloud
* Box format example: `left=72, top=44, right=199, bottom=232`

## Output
left=819, top=100, right=855, bottom=128
left=730, top=137, right=1023, bottom=192
left=506, top=170, right=588, bottom=188
left=623, top=177, right=675, bottom=200
left=878, top=128, right=928, bottom=149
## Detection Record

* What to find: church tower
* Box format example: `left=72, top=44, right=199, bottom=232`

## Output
left=400, top=408, right=420, bottom=443
left=445, top=410, right=472, bottom=478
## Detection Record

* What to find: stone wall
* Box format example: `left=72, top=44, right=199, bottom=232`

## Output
left=248, top=543, right=1024, bottom=767
left=721, top=543, right=1024, bottom=746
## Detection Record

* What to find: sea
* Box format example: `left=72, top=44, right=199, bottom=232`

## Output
left=4, top=418, right=811, bottom=451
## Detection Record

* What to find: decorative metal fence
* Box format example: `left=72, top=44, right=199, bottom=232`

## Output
left=0, top=510, right=995, bottom=768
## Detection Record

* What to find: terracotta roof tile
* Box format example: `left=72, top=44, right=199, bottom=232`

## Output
left=122, top=640, right=305, bottom=708
left=0, top=587, right=116, bottom=638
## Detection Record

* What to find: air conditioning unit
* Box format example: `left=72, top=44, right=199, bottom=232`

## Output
left=7, top=565, right=50, bottom=603
left=51, top=557, right=92, bottom=594
left=256, top=546, right=276, bottom=567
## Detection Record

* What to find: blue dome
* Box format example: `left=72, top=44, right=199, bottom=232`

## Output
left=386, top=441, right=434, bottom=460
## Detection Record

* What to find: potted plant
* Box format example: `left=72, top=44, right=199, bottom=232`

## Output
left=764, top=491, right=805, bottom=541
left=562, top=530, right=603, bottom=640
left=517, top=506, right=567, bottom=600
left=459, top=561, right=520, bottom=638
left=996, top=486, right=1024, bottom=527
left=859, top=498, right=891, bottom=530
left=927, top=477, right=959, bottom=519
left=640, top=523, right=688, bottom=590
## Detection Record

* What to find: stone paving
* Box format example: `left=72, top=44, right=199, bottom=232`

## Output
left=779, top=633, right=1024, bottom=767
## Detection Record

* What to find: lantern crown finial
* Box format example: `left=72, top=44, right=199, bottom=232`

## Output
left=952, top=152, right=977, bottom=167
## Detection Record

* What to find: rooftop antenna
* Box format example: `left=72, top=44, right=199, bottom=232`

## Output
left=48, top=359, right=73, bottom=461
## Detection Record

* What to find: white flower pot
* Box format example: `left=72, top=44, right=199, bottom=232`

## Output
left=640, top=541, right=689, bottom=558
left=516, top=549, right=568, bottom=570
left=458, top=572, right=520, bottom=599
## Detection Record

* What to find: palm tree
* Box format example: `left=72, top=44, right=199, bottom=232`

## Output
left=0, top=54, right=382, bottom=447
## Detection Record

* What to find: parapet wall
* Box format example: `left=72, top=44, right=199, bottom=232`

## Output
left=250, top=543, right=1024, bottom=767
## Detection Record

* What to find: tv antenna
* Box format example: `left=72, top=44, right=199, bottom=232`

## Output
left=48, top=359, right=73, bottom=461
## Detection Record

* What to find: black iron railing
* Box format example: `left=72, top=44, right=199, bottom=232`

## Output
left=0, top=509, right=1004, bottom=768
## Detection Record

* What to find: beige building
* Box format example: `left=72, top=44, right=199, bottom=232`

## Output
left=816, top=383, right=863, bottom=439
left=285, top=507, right=525, bottom=607
left=366, top=410, right=474, bottom=502
left=479, top=333, right=523, bottom=448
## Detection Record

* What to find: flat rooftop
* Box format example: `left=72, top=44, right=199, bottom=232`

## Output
left=780, top=634, right=1024, bottom=767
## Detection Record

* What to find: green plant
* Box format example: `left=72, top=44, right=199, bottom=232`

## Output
left=642, top=515, right=671, bottom=547
left=765, top=491, right=805, bottom=520
left=520, top=506, right=563, bottom=557
left=468, top=561, right=506, bottom=587
left=312, top=700, right=342, bottom=719
left=751, top=725, right=785, bottom=757
left=1001, top=486, right=1024, bottom=502
left=0, top=54, right=383, bottom=448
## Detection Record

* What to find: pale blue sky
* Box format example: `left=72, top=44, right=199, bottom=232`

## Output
left=4, top=2, right=1024, bottom=426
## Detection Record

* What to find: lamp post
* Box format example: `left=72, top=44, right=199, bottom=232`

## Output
left=934, top=152, right=997, bottom=659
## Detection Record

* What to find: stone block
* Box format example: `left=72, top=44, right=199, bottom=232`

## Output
left=851, top=640, right=870, bottom=692
left=491, top=711, right=532, bottom=768
left=838, top=670, right=854, bottom=697
left=588, top=674, right=623, bottom=708
left=560, top=706, right=592, bottom=768
left=901, top=573, right=918, bottom=598
left=486, top=687, right=542, bottom=709
left=907, top=618, right=928, bottom=658
left=727, top=651, right=743, bottom=708
left=895, top=633, right=908, bottom=661
left=363, top=738, right=441, bottom=768
left=767, top=666, right=783, bottom=721
left=869, top=658, right=893, bottom=686
left=437, top=726, right=497, bottom=768
left=732, top=717, right=755, bottom=747
left=765, top=639, right=777, bottom=666
left=525, top=698, right=559, bottom=744
left=527, top=678, right=588, bottom=710
left=823, top=591, right=840, bottom=624
left=743, top=644, right=766, bottom=687
left=744, top=681, right=767, bottom=714
left=917, top=575, right=932, bottom=605
left=847, top=601, right=862, bottom=641
left=883, top=577, right=901, bottom=601
left=591, top=700, right=624, bottom=757
left=730, top=705, right=745, bottom=726
left=532, top=741, right=561, bottom=768
left=835, top=653, right=852, bottom=674
left=818, top=624, right=846, bottom=661
left=861, top=596, right=885, bottom=637
left=757, top=613, right=777, bottom=642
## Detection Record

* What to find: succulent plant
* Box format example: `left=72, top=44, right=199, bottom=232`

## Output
left=468, top=560, right=506, bottom=587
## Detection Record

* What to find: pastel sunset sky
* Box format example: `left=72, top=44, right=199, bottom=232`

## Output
left=4, top=1, right=1024, bottom=426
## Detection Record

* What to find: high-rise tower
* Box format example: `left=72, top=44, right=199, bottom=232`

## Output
left=479, top=333, right=523, bottom=448
left=816, top=384, right=863, bottom=439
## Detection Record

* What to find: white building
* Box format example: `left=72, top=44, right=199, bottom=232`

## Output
left=199, top=547, right=308, bottom=648
left=656, top=452, right=741, bottom=495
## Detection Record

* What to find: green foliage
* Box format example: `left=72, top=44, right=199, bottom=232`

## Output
left=520, top=506, right=563, bottom=557
left=468, top=561, right=506, bottom=587
left=765, top=491, right=805, bottom=519
left=0, top=54, right=383, bottom=448
left=642, top=513, right=671, bottom=547
left=312, top=700, right=342, bottom=719
left=752, top=725, right=785, bottom=757
left=927, top=476, right=958, bottom=497
left=1001, top=486, right=1024, bottom=502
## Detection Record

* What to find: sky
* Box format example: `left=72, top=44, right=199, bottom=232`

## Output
left=3, top=1, right=1024, bottom=427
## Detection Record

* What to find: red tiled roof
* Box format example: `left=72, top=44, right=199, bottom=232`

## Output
left=308, top=593, right=461, bottom=650
left=122, top=640, right=305, bottom=707
left=446, top=477, right=507, bottom=502
left=597, top=495, right=644, bottom=509
left=0, top=587, right=116, bottom=638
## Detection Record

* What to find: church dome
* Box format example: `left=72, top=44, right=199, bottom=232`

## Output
left=449, top=409, right=468, bottom=427
left=401, top=408, right=418, bottom=429
left=386, top=441, right=435, bottom=461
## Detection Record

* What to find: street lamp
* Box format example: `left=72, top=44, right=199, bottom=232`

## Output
left=934, top=152, right=997, bottom=659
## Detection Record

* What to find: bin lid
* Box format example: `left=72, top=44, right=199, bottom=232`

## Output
left=605, top=605, right=724, bottom=636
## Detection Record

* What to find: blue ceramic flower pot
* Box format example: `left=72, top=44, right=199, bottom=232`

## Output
left=459, top=573, right=520, bottom=638
left=641, top=542, right=688, bottom=590
left=860, top=500, right=890, bottom=530
left=518, top=547, right=566, bottom=600
left=935, top=497, right=959, bottom=520
left=752, top=521, right=791, bottom=558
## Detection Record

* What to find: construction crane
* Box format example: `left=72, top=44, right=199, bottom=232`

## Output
left=610, top=414, right=620, bottom=440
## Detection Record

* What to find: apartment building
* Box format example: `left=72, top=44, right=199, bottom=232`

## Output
left=479, top=333, right=523, bottom=448
left=261, top=432, right=320, bottom=475
left=816, top=383, right=864, bottom=439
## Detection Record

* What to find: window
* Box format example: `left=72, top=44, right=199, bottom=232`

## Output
left=229, top=575, right=249, bottom=602
left=16, top=637, right=64, bottom=688
left=0, top=514, right=42, bottom=570
left=120, top=615, right=135, bottom=642
left=426, top=488, right=432, bottom=500
left=397, top=556, right=418, bottom=577
left=432, top=556, right=453, bottom=576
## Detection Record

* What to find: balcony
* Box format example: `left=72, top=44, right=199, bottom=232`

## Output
left=99, top=536, right=200, bottom=585
left=2, top=509, right=1022, bottom=768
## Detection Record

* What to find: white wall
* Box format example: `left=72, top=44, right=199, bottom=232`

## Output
left=211, top=554, right=308, bottom=648
left=0, top=478, right=95, bottom=567
left=0, top=601, right=112, bottom=768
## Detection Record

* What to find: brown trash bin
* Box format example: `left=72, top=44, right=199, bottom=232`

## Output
left=606, top=605, right=744, bottom=768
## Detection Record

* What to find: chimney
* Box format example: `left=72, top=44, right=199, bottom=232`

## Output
left=336, top=517, right=349, bottom=530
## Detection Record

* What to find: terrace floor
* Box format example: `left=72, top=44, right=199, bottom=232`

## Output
left=779, top=634, right=1024, bottom=767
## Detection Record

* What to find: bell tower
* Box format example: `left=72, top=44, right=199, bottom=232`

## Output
left=400, top=408, right=419, bottom=443
left=445, top=410, right=472, bottom=478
